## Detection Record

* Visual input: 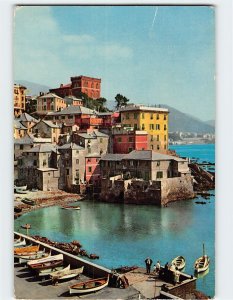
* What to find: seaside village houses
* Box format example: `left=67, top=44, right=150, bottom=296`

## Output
left=14, top=76, right=195, bottom=206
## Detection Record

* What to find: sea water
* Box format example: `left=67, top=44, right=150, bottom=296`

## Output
left=14, top=144, right=215, bottom=297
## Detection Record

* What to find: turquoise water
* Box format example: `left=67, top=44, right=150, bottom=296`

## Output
left=14, top=144, right=215, bottom=297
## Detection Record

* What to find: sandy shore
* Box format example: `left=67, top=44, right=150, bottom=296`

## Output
left=14, top=190, right=84, bottom=218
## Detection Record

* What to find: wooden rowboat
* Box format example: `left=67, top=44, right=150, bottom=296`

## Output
left=61, top=206, right=80, bottom=210
left=14, top=245, right=39, bottom=255
left=194, top=255, right=210, bottom=273
left=17, top=251, right=50, bottom=264
left=14, top=238, right=26, bottom=247
left=22, top=198, right=35, bottom=206
left=37, top=264, right=70, bottom=277
left=14, top=185, right=27, bottom=191
left=171, top=256, right=186, bottom=270
left=29, top=257, right=64, bottom=271
left=50, top=266, right=84, bottom=282
left=28, top=253, right=63, bottom=267
left=69, top=276, right=109, bottom=295
left=194, top=243, right=210, bottom=273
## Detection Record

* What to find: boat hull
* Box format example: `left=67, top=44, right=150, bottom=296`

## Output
left=27, top=253, right=63, bottom=267
left=69, top=276, right=109, bottom=295
left=194, top=255, right=210, bottom=273
left=51, top=266, right=84, bottom=282
left=171, top=256, right=186, bottom=270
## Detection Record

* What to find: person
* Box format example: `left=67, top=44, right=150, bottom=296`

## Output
left=173, top=268, right=180, bottom=285
left=145, top=257, right=153, bottom=274
left=155, top=260, right=161, bottom=274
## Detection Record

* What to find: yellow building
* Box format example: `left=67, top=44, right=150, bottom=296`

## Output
left=120, top=104, right=169, bottom=152
left=37, top=93, right=66, bottom=115
left=14, top=84, right=27, bottom=117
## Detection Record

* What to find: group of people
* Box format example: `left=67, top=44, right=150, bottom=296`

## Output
left=144, top=258, right=180, bottom=285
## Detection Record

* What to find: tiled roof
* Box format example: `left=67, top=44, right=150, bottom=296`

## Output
left=100, top=154, right=126, bottom=161
left=47, top=105, right=95, bottom=116
left=14, top=135, right=33, bottom=145
left=58, top=143, right=85, bottom=150
left=25, top=144, right=58, bottom=153
left=42, top=120, right=61, bottom=128
left=64, top=96, right=83, bottom=101
left=78, top=130, right=109, bottom=139
left=85, top=153, right=101, bottom=158
left=39, top=93, right=64, bottom=100
left=124, top=150, right=185, bottom=161
left=17, top=113, right=39, bottom=123
left=14, top=119, right=27, bottom=130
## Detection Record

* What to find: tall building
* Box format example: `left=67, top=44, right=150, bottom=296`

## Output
left=14, top=84, right=27, bottom=117
left=119, top=105, right=169, bottom=152
left=37, top=93, right=66, bottom=115
left=50, top=75, right=101, bottom=99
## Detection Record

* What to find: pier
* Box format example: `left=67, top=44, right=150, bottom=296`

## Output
left=14, top=232, right=200, bottom=299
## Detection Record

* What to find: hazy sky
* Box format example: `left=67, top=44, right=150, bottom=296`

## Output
left=14, top=5, right=215, bottom=121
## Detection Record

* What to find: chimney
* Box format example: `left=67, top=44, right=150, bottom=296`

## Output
left=60, top=84, right=63, bottom=88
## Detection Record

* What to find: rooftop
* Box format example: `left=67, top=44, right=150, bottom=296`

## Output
left=25, top=143, right=58, bottom=153
left=58, top=143, right=85, bottom=150
left=119, top=104, right=169, bottom=113
left=47, top=105, right=95, bottom=116
left=17, top=112, right=39, bottom=123
left=39, top=93, right=64, bottom=100
left=14, top=119, right=27, bottom=130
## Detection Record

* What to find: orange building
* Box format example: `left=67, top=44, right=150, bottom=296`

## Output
left=37, top=93, right=67, bottom=115
left=14, top=84, right=27, bottom=117
left=50, top=75, right=101, bottom=99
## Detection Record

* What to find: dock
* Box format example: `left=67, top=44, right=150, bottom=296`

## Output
left=14, top=232, right=199, bottom=299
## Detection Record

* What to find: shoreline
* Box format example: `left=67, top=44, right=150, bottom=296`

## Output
left=14, top=190, right=84, bottom=219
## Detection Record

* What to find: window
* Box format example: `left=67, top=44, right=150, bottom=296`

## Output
left=48, top=173, right=50, bottom=176
left=43, top=160, right=46, bottom=166
left=150, top=113, right=153, bottom=120
left=157, top=135, right=159, bottom=141
left=157, top=114, right=159, bottom=120
left=88, top=166, right=92, bottom=172
left=100, top=138, right=103, bottom=143
left=157, top=161, right=160, bottom=166
left=142, top=124, right=145, bottom=130
left=68, top=115, right=73, bottom=119
left=142, top=113, right=145, bottom=119
left=157, top=145, right=160, bottom=150
left=151, top=145, right=154, bottom=150
left=87, top=158, right=91, bottom=162
left=76, top=150, right=79, bottom=154
left=126, top=113, right=129, bottom=120
left=53, top=128, right=55, bottom=133
left=130, top=160, right=134, bottom=166
left=156, top=124, right=160, bottom=130
left=33, top=160, right=37, bottom=166
left=134, top=113, right=137, bottom=119
left=150, top=135, right=154, bottom=142
left=128, top=147, right=133, bottom=153
left=157, top=171, right=163, bottom=178
left=76, top=159, right=79, bottom=164
left=118, top=137, right=122, bottom=142
left=164, top=135, right=167, bottom=141
left=128, top=137, right=133, bottom=142
left=164, top=124, right=167, bottom=130
left=150, top=124, right=154, bottom=130
left=164, top=114, right=167, bottom=120
left=61, top=116, right=65, bottom=119
left=134, top=124, right=137, bottom=130
left=20, top=145, right=24, bottom=150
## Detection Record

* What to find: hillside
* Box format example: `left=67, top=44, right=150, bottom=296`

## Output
left=15, top=80, right=51, bottom=96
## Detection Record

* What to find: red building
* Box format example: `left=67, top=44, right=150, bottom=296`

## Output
left=97, top=112, right=120, bottom=128
left=85, top=155, right=101, bottom=184
left=112, top=128, right=148, bottom=154
left=50, top=75, right=101, bottom=99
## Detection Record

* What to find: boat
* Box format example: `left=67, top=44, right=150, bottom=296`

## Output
left=37, top=264, right=70, bottom=277
left=28, top=253, right=63, bottom=267
left=171, top=256, right=186, bottom=270
left=15, top=189, right=28, bottom=194
left=21, top=224, right=31, bottom=229
left=194, top=243, right=210, bottom=273
left=30, top=259, right=64, bottom=272
left=14, top=245, right=39, bottom=255
left=61, top=205, right=80, bottom=210
left=50, top=266, right=84, bottom=282
left=14, top=238, right=26, bottom=247
left=17, top=250, right=50, bottom=264
left=22, top=198, right=35, bottom=206
left=69, top=276, right=109, bottom=295
left=14, top=185, right=27, bottom=191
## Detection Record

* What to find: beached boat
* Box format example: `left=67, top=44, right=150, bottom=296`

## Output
left=21, top=198, right=35, bottom=206
left=17, top=250, right=50, bottom=264
left=69, top=276, right=109, bottom=295
left=50, top=266, right=84, bottom=282
left=14, top=185, right=27, bottom=191
left=27, top=253, right=63, bottom=267
left=14, top=238, right=26, bottom=247
left=37, top=264, right=70, bottom=277
left=171, top=256, right=186, bottom=270
left=15, top=189, right=28, bottom=194
left=194, top=244, right=210, bottom=273
left=31, top=259, right=64, bottom=272
left=14, top=245, right=39, bottom=255
left=61, top=205, right=80, bottom=210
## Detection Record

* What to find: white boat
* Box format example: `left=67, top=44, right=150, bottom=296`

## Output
left=14, top=238, right=26, bottom=247
left=69, top=276, right=109, bottom=295
left=15, top=249, right=45, bottom=261
left=171, top=256, right=186, bottom=270
left=61, top=206, right=80, bottom=210
left=194, top=243, right=210, bottom=273
left=18, top=251, right=50, bottom=264
left=37, top=264, right=69, bottom=277
left=27, top=253, right=63, bottom=267
left=14, top=185, right=27, bottom=191
left=50, top=266, right=84, bottom=282
left=15, top=189, right=28, bottom=194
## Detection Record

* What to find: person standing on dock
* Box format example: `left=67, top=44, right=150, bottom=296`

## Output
left=145, top=257, right=153, bottom=274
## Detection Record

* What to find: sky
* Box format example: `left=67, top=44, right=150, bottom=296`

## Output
left=14, top=5, right=215, bottom=121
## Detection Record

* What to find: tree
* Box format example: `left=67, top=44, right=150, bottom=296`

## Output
left=115, top=94, right=130, bottom=109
